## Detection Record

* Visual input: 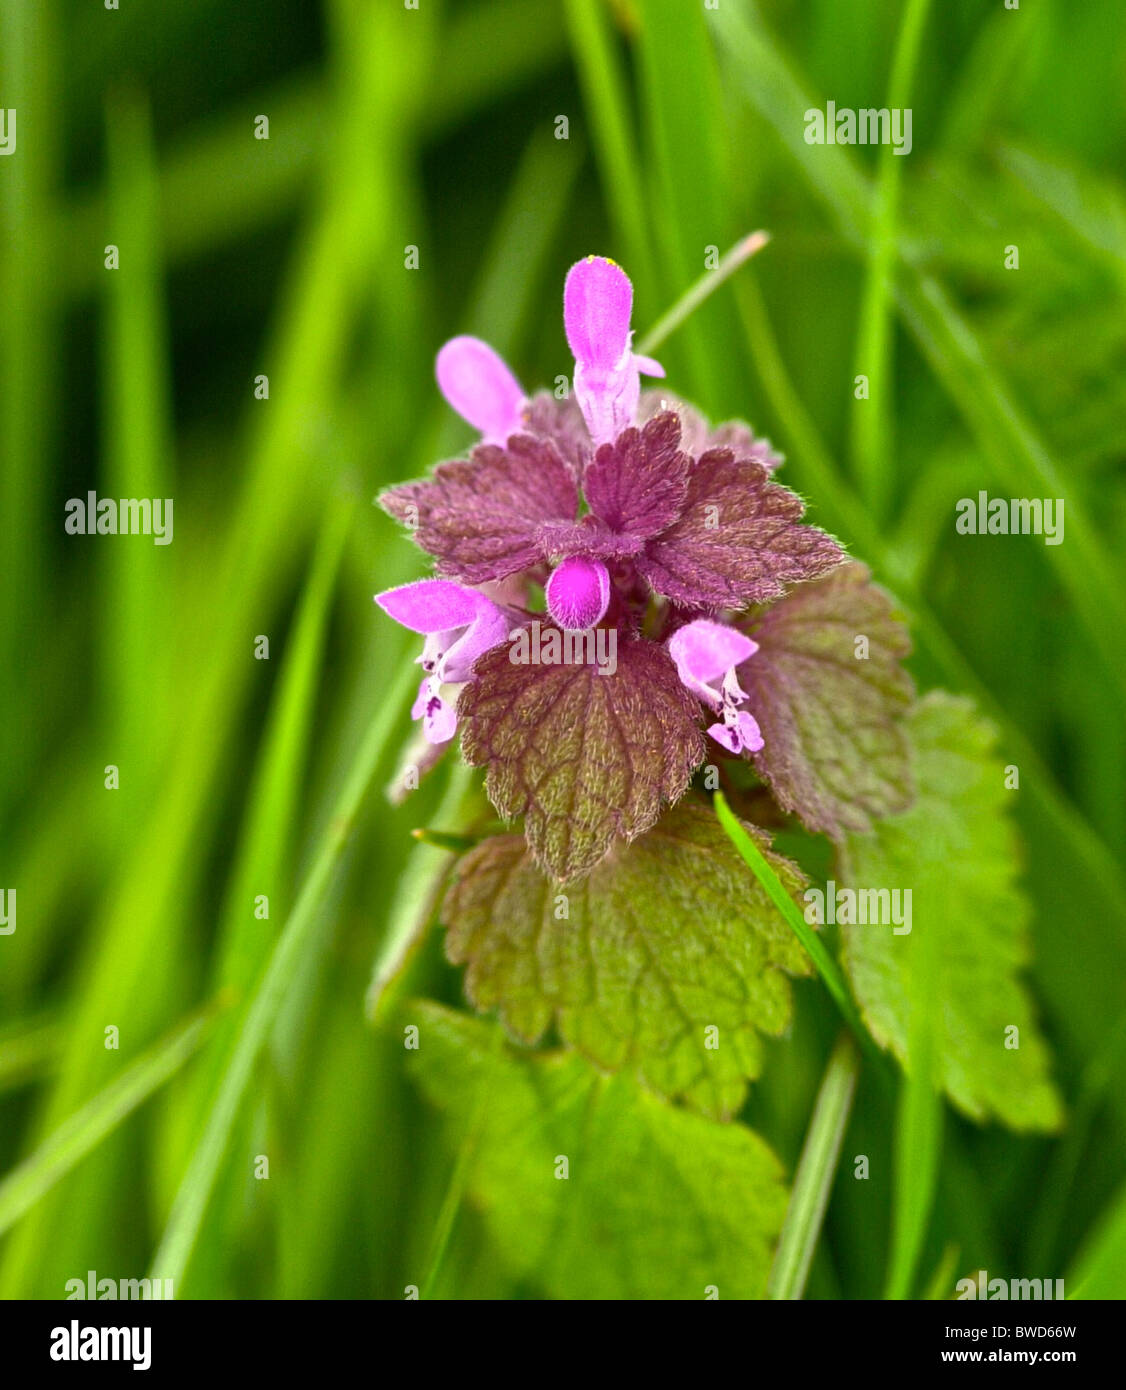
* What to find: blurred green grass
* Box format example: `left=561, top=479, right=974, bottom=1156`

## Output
left=1, top=0, right=1124, bottom=1299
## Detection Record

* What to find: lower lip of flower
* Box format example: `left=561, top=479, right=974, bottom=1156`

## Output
left=545, top=555, right=611, bottom=630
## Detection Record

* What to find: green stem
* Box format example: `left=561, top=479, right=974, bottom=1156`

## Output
left=768, top=1031, right=861, bottom=1299
left=636, top=231, right=770, bottom=357
left=850, top=0, right=933, bottom=518
left=713, top=792, right=879, bottom=1066
left=366, top=760, right=479, bottom=1021
left=884, top=880, right=943, bottom=1300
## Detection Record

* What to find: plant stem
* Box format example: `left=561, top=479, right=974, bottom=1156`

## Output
left=769, top=1031, right=861, bottom=1299
left=366, top=759, right=478, bottom=1021
left=636, top=231, right=770, bottom=357
left=713, top=792, right=879, bottom=1066
left=850, top=0, right=933, bottom=518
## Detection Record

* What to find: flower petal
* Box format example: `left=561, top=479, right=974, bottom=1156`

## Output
left=563, top=256, right=633, bottom=369
left=573, top=358, right=640, bottom=447
left=732, top=710, right=764, bottom=753
left=545, top=557, right=611, bottom=630
left=376, top=578, right=483, bottom=634
left=441, top=604, right=511, bottom=683
left=411, top=675, right=433, bottom=720
left=411, top=675, right=458, bottom=744
left=435, top=335, right=526, bottom=441
left=423, top=689, right=459, bottom=744
left=707, top=720, right=743, bottom=754
left=668, top=619, right=757, bottom=705
left=705, top=710, right=764, bottom=755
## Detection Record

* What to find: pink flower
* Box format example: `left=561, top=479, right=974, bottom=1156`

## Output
left=435, top=336, right=527, bottom=445
left=563, top=256, right=664, bottom=446
left=668, top=618, right=764, bottom=755
left=375, top=579, right=516, bottom=744
left=544, top=556, right=611, bottom=631
left=433, top=257, right=663, bottom=453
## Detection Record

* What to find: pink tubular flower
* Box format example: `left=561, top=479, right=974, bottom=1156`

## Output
left=544, top=555, right=611, bottom=631
left=564, top=256, right=664, bottom=446
left=375, top=578, right=515, bottom=744
left=435, top=336, right=527, bottom=445
left=668, top=618, right=764, bottom=755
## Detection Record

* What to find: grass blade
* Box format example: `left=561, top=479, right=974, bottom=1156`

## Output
left=149, top=658, right=417, bottom=1290
left=1068, top=1180, right=1126, bottom=1299
left=564, top=0, right=658, bottom=311
left=768, top=1032, right=860, bottom=1300
left=714, top=2, right=1126, bottom=706
left=0, top=1010, right=213, bottom=1240
left=713, top=792, right=878, bottom=1063
left=850, top=0, right=933, bottom=517
left=637, top=231, right=771, bottom=357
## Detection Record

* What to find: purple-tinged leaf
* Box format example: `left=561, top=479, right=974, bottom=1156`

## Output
left=639, top=448, right=843, bottom=608
left=380, top=434, right=577, bottom=584
left=639, top=389, right=784, bottom=472
left=519, top=390, right=591, bottom=477
left=738, top=562, right=914, bottom=839
left=459, top=633, right=705, bottom=881
left=582, top=412, right=689, bottom=539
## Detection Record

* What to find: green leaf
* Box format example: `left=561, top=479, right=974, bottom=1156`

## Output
left=442, top=798, right=811, bottom=1117
left=459, top=634, right=704, bottom=883
left=407, top=1004, right=789, bottom=1299
left=741, top=561, right=915, bottom=840
left=839, top=693, right=1063, bottom=1131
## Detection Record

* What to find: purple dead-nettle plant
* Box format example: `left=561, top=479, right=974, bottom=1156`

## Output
left=372, top=254, right=1066, bottom=1145
left=375, top=255, right=890, bottom=883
